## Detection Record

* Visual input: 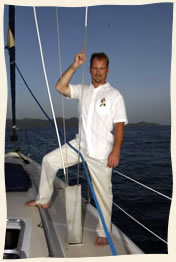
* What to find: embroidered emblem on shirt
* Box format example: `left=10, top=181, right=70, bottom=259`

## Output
left=100, top=97, right=106, bottom=107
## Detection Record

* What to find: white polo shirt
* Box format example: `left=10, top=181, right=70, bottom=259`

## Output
left=69, top=82, right=128, bottom=160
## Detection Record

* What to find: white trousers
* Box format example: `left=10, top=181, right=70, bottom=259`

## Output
left=36, top=139, right=113, bottom=238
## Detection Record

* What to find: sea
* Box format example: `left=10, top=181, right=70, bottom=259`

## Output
left=5, top=124, right=172, bottom=254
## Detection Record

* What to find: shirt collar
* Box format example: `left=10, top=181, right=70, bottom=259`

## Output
left=90, top=82, right=110, bottom=89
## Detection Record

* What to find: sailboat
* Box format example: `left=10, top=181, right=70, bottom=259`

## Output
left=4, top=5, right=144, bottom=258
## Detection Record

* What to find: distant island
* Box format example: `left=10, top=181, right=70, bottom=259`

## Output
left=5, top=118, right=170, bottom=129
left=6, top=118, right=79, bottom=129
left=127, top=121, right=169, bottom=127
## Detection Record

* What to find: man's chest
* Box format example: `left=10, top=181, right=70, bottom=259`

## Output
left=82, top=88, right=113, bottom=118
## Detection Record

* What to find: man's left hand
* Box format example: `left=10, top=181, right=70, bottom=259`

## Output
left=107, top=149, right=120, bottom=168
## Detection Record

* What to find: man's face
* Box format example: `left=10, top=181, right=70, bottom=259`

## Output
left=90, top=58, right=109, bottom=87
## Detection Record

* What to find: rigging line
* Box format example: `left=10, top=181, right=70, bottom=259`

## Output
left=113, top=202, right=168, bottom=245
left=16, top=62, right=66, bottom=142
left=15, top=63, right=54, bottom=127
left=55, top=7, right=69, bottom=185
left=113, top=170, right=172, bottom=200
left=77, top=6, right=88, bottom=184
left=56, top=7, right=66, bottom=143
left=33, top=7, right=66, bottom=177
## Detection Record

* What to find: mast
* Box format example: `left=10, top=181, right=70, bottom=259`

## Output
left=7, top=5, right=18, bottom=144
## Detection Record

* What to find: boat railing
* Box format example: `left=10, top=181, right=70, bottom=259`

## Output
left=113, top=170, right=170, bottom=245
left=113, top=170, right=172, bottom=200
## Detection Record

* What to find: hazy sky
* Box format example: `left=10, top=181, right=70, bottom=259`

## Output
left=4, top=3, right=173, bottom=124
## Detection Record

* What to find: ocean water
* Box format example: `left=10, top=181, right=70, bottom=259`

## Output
left=5, top=125, right=172, bottom=254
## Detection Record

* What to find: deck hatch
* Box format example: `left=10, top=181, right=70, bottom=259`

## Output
left=4, top=219, right=26, bottom=259
left=5, top=228, right=20, bottom=249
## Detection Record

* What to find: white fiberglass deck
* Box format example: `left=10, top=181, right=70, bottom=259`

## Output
left=5, top=153, right=143, bottom=258
left=41, top=178, right=142, bottom=257
left=6, top=190, right=49, bottom=258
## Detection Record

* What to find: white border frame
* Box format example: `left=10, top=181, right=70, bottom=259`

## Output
left=0, top=1, right=176, bottom=261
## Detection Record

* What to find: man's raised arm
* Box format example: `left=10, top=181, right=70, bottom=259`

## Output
left=56, top=51, right=86, bottom=98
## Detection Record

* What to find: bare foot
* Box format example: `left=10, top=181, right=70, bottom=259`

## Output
left=25, top=200, right=49, bottom=209
left=25, top=200, right=37, bottom=207
left=95, top=237, right=108, bottom=246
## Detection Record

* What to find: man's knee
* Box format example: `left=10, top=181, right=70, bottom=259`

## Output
left=42, top=151, right=55, bottom=166
left=42, top=153, right=49, bottom=164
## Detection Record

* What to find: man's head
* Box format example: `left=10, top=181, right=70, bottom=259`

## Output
left=90, top=52, right=109, bottom=88
left=90, top=53, right=109, bottom=68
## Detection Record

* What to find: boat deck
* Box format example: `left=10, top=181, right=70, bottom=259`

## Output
left=5, top=153, right=143, bottom=258
left=6, top=190, right=49, bottom=258
left=42, top=181, right=135, bottom=257
left=5, top=155, right=49, bottom=258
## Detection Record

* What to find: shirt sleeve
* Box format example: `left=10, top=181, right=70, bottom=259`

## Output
left=69, top=84, right=82, bottom=99
left=112, top=95, right=128, bottom=125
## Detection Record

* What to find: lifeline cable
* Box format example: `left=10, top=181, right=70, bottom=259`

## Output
left=113, top=169, right=171, bottom=200
left=113, top=202, right=168, bottom=245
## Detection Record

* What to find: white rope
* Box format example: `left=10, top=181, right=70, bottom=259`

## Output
left=78, top=6, right=88, bottom=146
left=113, top=170, right=172, bottom=200
left=85, top=6, right=88, bottom=27
left=55, top=7, right=67, bottom=145
left=113, top=202, right=168, bottom=245
left=33, top=7, right=66, bottom=176
left=77, top=6, right=88, bottom=183
left=55, top=7, right=69, bottom=185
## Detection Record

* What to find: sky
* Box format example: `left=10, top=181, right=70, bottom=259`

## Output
left=3, top=3, right=173, bottom=125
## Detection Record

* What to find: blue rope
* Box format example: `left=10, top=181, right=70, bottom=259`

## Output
left=67, top=141, right=117, bottom=255
left=15, top=64, right=55, bottom=128
left=15, top=63, right=117, bottom=255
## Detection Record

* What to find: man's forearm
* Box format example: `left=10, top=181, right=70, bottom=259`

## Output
left=113, top=122, right=124, bottom=153
left=56, top=51, right=86, bottom=98
left=56, top=64, right=77, bottom=98
left=107, top=122, right=124, bottom=168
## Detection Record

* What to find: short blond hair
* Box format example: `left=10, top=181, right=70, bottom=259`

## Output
left=90, top=52, right=109, bottom=68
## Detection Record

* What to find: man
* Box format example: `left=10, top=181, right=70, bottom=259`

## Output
left=26, top=50, right=128, bottom=246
